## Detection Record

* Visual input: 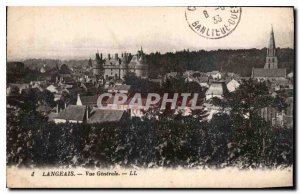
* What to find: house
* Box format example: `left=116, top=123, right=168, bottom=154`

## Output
left=259, top=107, right=285, bottom=126
left=87, top=109, right=125, bottom=124
left=164, top=72, right=179, bottom=81
left=203, top=103, right=222, bottom=120
left=205, top=81, right=229, bottom=100
left=108, top=85, right=131, bottom=94
left=207, top=71, right=222, bottom=80
left=287, top=72, right=293, bottom=79
left=226, top=79, right=240, bottom=92
left=30, top=80, right=47, bottom=87
left=54, top=94, right=62, bottom=101
left=196, top=77, right=209, bottom=88
left=227, top=72, right=240, bottom=79
left=7, top=83, right=30, bottom=95
left=40, top=65, right=47, bottom=73
left=284, top=97, right=293, bottom=128
left=58, top=83, right=73, bottom=89
left=36, top=104, right=52, bottom=116
left=103, top=95, right=156, bottom=118
left=183, top=70, right=196, bottom=77
left=53, top=105, right=88, bottom=123
left=61, top=76, right=76, bottom=85
left=127, top=97, right=149, bottom=118
left=80, top=82, right=97, bottom=93
left=47, top=105, right=59, bottom=122
left=104, top=95, right=129, bottom=111
left=47, top=84, right=58, bottom=93
left=149, top=78, right=163, bottom=86
left=6, top=85, right=19, bottom=96
left=32, top=84, right=44, bottom=92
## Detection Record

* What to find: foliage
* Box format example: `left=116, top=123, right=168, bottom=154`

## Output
left=59, top=64, right=72, bottom=74
left=147, top=48, right=294, bottom=78
left=124, top=72, right=161, bottom=93
left=7, top=108, right=293, bottom=168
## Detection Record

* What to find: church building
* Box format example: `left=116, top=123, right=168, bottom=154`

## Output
left=251, top=26, right=286, bottom=80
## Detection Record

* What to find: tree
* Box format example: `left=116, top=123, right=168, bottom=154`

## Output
left=211, top=79, right=286, bottom=128
left=37, top=90, right=55, bottom=107
left=124, top=72, right=160, bottom=93
left=210, top=79, right=290, bottom=167
left=59, top=64, right=71, bottom=74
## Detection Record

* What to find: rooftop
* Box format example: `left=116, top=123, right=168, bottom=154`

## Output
left=88, top=109, right=125, bottom=124
left=252, top=68, right=286, bottom=78
left=108, top=85, right=131, bottom=91
left=55, top=105, right=87, bottom=121
left=80, top=95, right=99, bottom=106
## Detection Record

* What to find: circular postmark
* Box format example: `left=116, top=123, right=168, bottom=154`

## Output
left=185, top=7, right=242, bottom=39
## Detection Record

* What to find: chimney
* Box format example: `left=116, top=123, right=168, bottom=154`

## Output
left=115, top=53, right=118, bottom=59
left=86, top=106, right=89, bottom=120
left=100, top=53, right=103, bottom=59
left=108, top=54, right=111, bottom=60
left=56, top=104, right=59, bottom=114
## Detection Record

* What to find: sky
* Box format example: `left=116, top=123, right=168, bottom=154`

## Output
left=7, top=7, right=294, bottom=60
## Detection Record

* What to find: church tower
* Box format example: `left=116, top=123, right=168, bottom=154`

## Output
left=264, top=26, right=278, bottom=69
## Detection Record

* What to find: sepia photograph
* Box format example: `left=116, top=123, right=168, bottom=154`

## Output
left=6, top=6, right=294, bottom=188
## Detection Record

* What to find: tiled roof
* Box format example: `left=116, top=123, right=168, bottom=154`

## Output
left=88, top=109, right=124, bottom=124
left=80, top=95, right=98, bottom=106
left=48, top=112, right=58, bottom=122
left=108, top=85, right=131, bottom=91
left=103, top=58, right=121, bottom=66
left=252, top=68, right=286, bottom=78
left=63, top=76, right=76, bottom=83
left=105, top=95, right=126, bottom=105
left=36, top=105, right=52, bottom=113
left=128, top=55, right=147, bottom=67
left=55, top=105, right=86, bottom=121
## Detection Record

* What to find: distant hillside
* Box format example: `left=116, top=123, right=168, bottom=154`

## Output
left=20, top=59, right=89, bottom=71
left=7, top=62, right=38, bottom=83
left=13, top=48, right=294, bottom=78
left=146, top=48, right=294, bottom=77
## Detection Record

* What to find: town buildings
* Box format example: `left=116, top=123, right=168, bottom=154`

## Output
left=6, top=29, right=294, bottom=128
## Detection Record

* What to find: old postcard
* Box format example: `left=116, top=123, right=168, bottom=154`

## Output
left=6, top=6, right=294, bottom=188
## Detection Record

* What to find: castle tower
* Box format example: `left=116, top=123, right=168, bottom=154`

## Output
left=264, top=25, right=278, bottom=69
left=93, top=52, right=104, bottom=76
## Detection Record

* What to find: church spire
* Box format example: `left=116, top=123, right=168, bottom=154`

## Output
left=268, top=25, right=276, bottom=56
left=76, top=93, right=83, bottom=106
left=264, top=25, right=278, bottom=69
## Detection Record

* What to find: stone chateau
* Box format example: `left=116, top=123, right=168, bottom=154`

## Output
left=93, top=47, right=148, bottom=80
